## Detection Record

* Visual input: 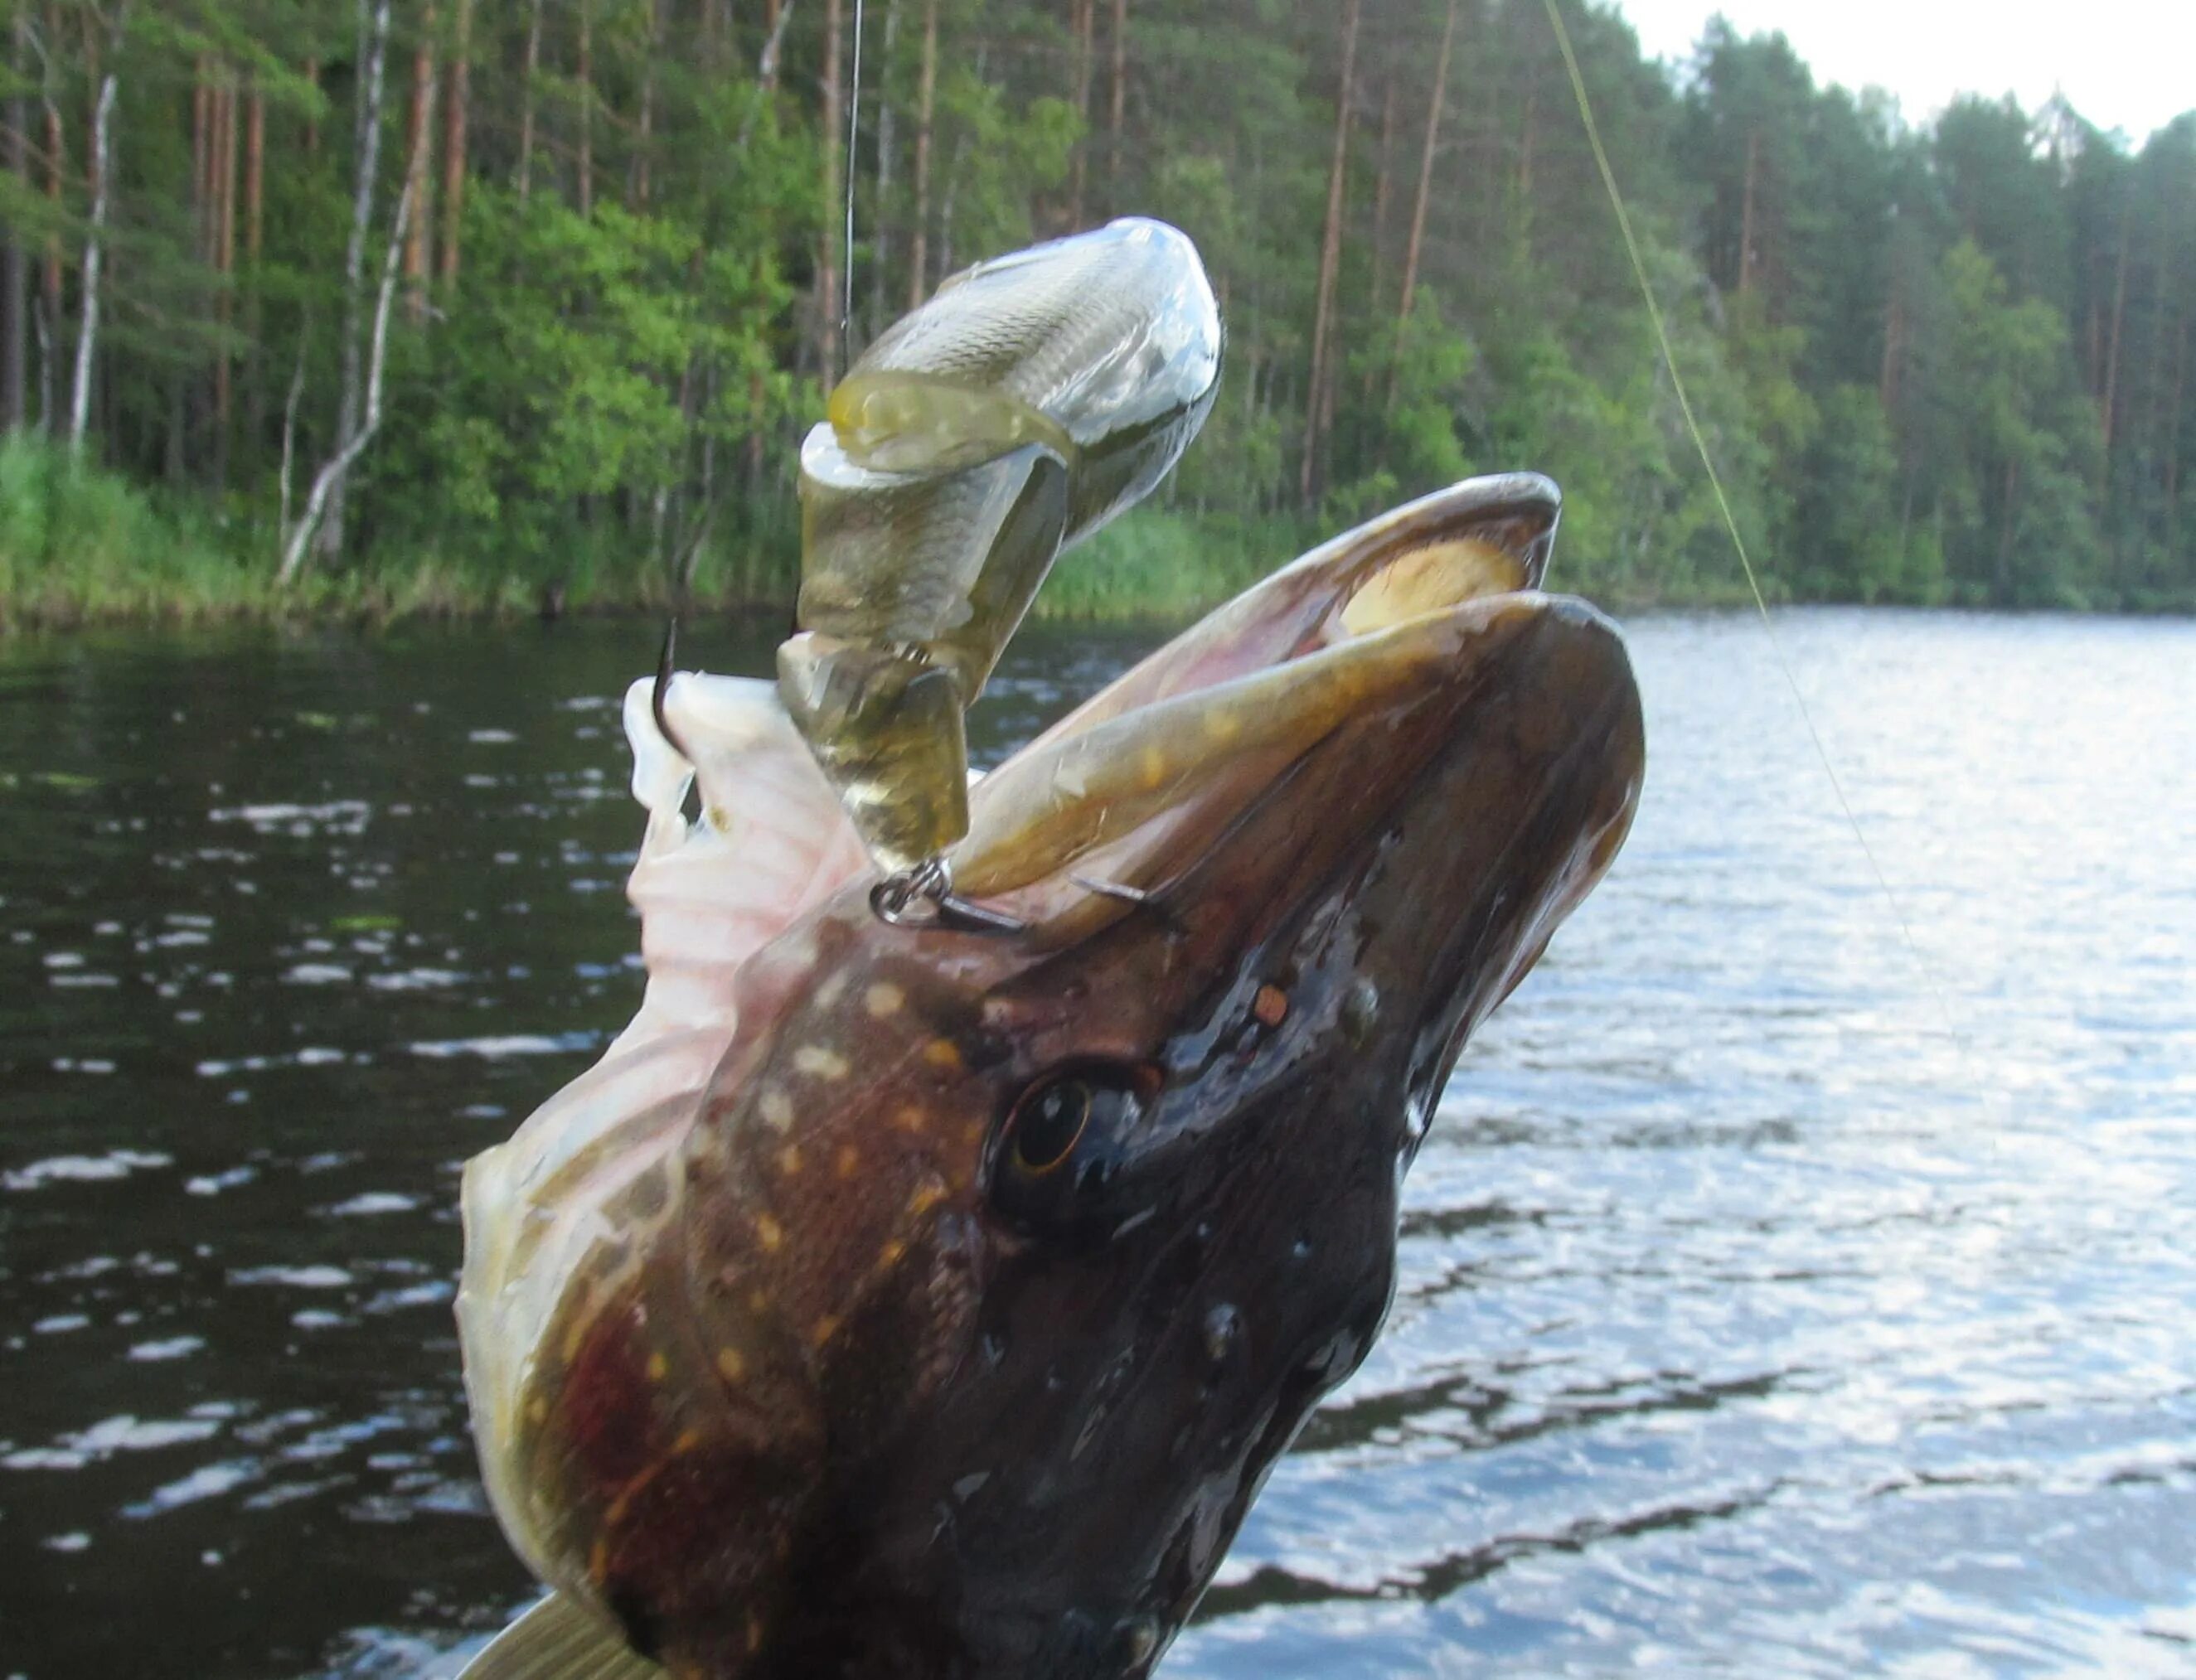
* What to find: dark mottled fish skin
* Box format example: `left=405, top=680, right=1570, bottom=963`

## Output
left=462, top=477, right=1643, bottom=1680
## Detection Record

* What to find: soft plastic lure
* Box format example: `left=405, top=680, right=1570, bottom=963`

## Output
left=778, top=216, right=1224, bottom=875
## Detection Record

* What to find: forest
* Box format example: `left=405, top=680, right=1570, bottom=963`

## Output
left=0, top=0, right=2189, bottom=627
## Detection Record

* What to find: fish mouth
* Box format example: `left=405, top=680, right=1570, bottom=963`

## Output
left=948, top=470, right=1644, bottom=1046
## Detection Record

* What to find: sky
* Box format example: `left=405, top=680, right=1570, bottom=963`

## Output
left=1612, top=0, right=2194, bottom=143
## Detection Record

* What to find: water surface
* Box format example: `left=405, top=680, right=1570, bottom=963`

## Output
left=2, top=611, right=2192, bottom=1677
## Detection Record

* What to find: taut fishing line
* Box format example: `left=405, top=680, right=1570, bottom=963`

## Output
left=1539, top=0, right=1967, bottom=1054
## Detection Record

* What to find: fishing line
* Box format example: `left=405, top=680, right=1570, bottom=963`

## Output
left=1539, top=0, right=1966, bottom=1053
left=843, top=0, right=865, bottom=376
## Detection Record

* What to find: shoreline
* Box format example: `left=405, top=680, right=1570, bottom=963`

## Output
left=12, top=582, right=2195, bottom=639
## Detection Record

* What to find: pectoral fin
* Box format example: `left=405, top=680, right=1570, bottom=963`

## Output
left=458, top=1593, right=662, bottom=1680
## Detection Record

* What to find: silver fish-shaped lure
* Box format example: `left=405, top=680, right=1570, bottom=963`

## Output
left=778, top=216, right=1224, bottom=874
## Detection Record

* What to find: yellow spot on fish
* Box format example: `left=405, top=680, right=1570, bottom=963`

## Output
left=759, top=1086, right=795, bottom=1131
left=923, top=1039, right=962, bottom=1072
left=893, top=1104, right=928, bottom=1134
left=748, top=1287, right=772, bottom=1314
left=908, top=1180, right=946, bottom=1218
left=875, top=1237, right=908, bottom=1271
left=811, top=1314, right=841, bottom=1348
left=794, top=1044, right=850, bottom=1081
left=815, top=974, right=846, bottom=1008
left=777, top=1144, right=803, bottom=1177
left=836, top=1143, right=861, bottom=1179
left=527, top=1396, right=548, bottom=1425
left=647, top=1350, right=669, bottom=1382
left=865, top=981, right=905, bottom=1018
left=1204, top=708, right=1243, bottom=743
left=589, top=1538, right=608, bottom=1581
left=754, top=1212, right=784, bottom=1252
left=1142, top=743, right=1167, bottom=788
left=673, top=1427, right=703, bottom=1455
left=747, top=1616, right=765, bottom=1654
left=716, top=1347, right=746, bottom=1382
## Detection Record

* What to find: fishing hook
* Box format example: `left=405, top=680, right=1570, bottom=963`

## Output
left=652, top=613, right=711, bottom=830
left=651, top=612, right=694, bottom=762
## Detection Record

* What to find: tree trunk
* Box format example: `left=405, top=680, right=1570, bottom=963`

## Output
left=576, top=0, right=594, bottom=216
left=2142, top=208, right=2172, bottom=444
left=284, top=139, right=425, bottom=583
left=217, top=76, right=236, bottom=279
left=245, top=81, right=264, bottom=264
left=1300, top=0, right=1360, bottom=509
left=192, top=60, right=210, bottom=262
left=403, top=6, right=435, bottom=319
left=70, top=59, right=119, bottom=458
left=2101, top=210, right=2129, bottom=457
left=303, top=56, right=320, bottom=154
left=1390, top=0, right=1454, bottom=409
left=906, top=0, right=937, bottom=307
left=213, top=71, right=237, bottom=482
left=516, top=0, right=541, bottom=200
left=318, top=0, right=393, bottom=566
left=1738, top=127, right=1757, bottom=295
left=818, top=0, right=842, bottom=385
left=41, top=3, right=64, bottom=431
left=1107, top=0, right=1127, bottom=199
left=243, top=75, right=266, bottom=489
left=1067, top=0, right=1093, bottom=225
left=762, top=0, right=786, bottom=92
left=631, top=0, right=662, bottom=209
left=439, top=0, right=468, bottom=284
left=2, top=14, right=28, bottom=431
left=869, top=0, right=900, bottom=335
left=1368, top=72, right=1396, bottom=322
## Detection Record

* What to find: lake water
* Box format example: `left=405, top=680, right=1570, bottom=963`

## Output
left=2, top=609, right=2192, bottom=1678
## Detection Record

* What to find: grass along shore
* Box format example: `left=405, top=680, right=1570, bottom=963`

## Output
left=0, top=434, right=1961, bottom=636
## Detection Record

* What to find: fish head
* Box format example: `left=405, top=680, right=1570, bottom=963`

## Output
left=463, top=476, right=1642, bottom=1679
left=572, top=475, right=1641, bottom=1676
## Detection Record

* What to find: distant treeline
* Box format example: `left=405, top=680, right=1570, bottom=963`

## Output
left=0, top=0, right=2190, bottom=627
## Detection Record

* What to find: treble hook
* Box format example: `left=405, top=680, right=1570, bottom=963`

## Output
left=870, top=855, right=1030, bottom=937
left=652, top=613, right=689, bottom=760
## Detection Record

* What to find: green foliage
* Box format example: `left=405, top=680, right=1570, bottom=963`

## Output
left=0, top=0, right=2188, bottom=628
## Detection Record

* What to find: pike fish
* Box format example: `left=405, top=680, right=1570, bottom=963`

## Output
left=779, top=216, right=1224, bottom=874
left=454, top=472, right=1645, bottom=1679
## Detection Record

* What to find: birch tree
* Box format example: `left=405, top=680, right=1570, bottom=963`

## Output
left=68, top=4, right=125, bottom=458
left=310, top=0, right=392, bottom=569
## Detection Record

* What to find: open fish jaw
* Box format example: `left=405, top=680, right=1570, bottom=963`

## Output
left=456, top=473, right=1645, bottom=1678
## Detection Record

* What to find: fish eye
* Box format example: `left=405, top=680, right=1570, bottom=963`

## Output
left=990, top=1063, right=1158, bottom=1236
left=1011, top=1078, right=1093, bottom=1174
